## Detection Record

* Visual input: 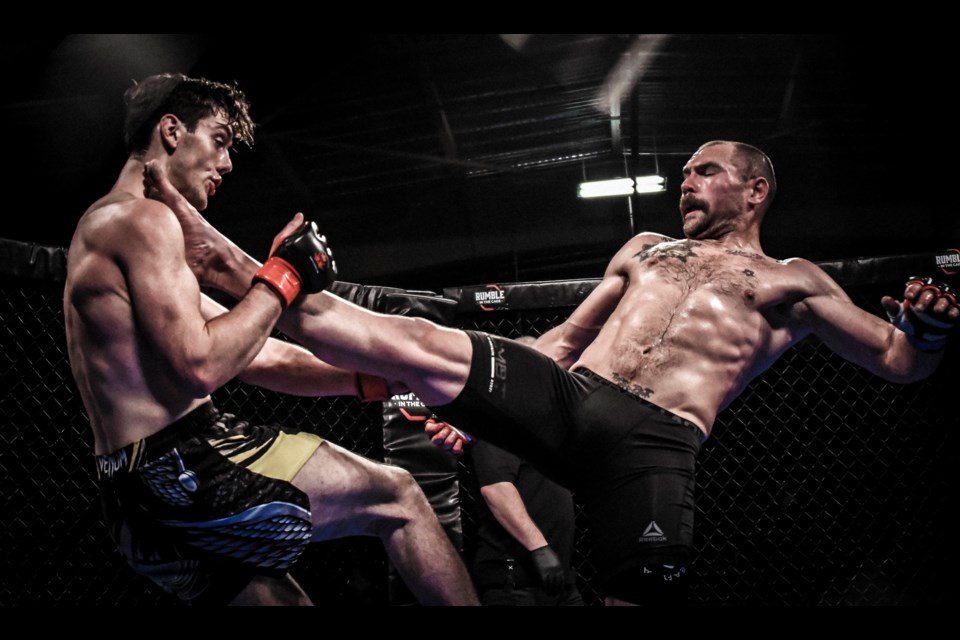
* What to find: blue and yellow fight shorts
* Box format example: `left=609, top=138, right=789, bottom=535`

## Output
left=94, top=401, right=323, bottom=604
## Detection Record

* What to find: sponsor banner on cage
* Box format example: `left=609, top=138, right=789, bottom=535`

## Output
left=384, top=392, right=431, bottom=421
left=934, top=248, right=960, bottom=276
left=474, top=284, right=507, bottom=311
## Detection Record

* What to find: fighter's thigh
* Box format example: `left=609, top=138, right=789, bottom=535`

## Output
left=377, top=319, right=473, bottom=405
left=291, top=441, right=421, bottom=540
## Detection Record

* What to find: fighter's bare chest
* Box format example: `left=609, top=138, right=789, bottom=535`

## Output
left=628, top=240, right=784, bottom=307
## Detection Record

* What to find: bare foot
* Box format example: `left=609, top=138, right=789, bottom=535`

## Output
left=144, top=161, right=315, bottom=298
left=143, top=160, right=240, bottom=289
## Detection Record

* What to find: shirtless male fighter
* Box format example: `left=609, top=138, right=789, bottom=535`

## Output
left=149, top=139, right=958, bottom=604
left=64, top=73, right=477, bottom=605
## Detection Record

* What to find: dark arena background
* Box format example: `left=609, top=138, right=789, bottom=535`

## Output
left=2, top=34, right=958, bottom=606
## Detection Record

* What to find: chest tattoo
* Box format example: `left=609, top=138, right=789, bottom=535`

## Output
left=633, top=240, right=701, bottom=264
left=725, top=249, right=767, bottom=262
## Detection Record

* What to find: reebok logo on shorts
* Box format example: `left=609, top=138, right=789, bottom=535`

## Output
left=639, top=520, right=667, bottom=543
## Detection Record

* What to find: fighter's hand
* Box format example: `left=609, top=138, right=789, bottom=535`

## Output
left=882, top=276, right=959, bottom=353
left=143, top=160, right=239, bottom=289
left=253, top=218, right=338, bottom=307
left=424, top=417, right=475, bottom=457
left=269, top=213, right=305, bottom=257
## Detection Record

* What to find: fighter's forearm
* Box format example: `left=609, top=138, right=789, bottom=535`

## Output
left=805, top=295, right=945, bottom=383
left=879, top=331, right=946, bottom=383
left=182, top=285, right=285, bottom=396
left=238, top=337, right=359, bottom=396
left=214, top=245, right=263, bottom=300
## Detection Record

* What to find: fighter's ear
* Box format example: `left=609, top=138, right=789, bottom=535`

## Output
left=747, top=176, right=770, bottom=208
left=158, top=114, right=181, bottom=152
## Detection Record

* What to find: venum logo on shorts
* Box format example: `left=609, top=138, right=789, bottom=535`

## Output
left=475, top=284, right=506, bottom=311
left=935, top=249, right=960, bottom=276
left=96, top=448, right=129, bottom=479
left=639, top=520, right=667, bottom=543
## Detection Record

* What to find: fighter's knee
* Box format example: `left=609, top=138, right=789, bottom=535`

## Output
left=386, top=465, right=426, bottom=509
left=363, top=465, right=431, bottom=536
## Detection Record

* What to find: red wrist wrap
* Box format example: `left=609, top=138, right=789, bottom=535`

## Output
left=356, top=372, right=390, bottom=402
left=253, top=257, right=302, bottom=308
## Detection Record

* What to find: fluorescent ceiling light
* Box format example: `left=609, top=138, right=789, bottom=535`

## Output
left=578, top=175, right=666, bottom=198
left=578, top=178, right=635, bottom=198
left=633, top=175, right=666, bottom=194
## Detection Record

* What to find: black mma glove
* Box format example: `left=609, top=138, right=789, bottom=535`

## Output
left=888, top=277, right=958, bottom=353
left=253, top=221, right=337, bottom=307
left=530, top=545, right=566, bottom=596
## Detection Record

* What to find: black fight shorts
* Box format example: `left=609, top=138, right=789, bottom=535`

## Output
left=94, top=402, right=323, bottom=605
left=432, top=331, right=704, bottom=595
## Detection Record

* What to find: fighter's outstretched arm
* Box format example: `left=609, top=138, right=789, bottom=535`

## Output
left=531, top=279, right=618, bottom=369
left=793, top=261, right=957, bottom=383
left=532, top=232, right=666, bottom=368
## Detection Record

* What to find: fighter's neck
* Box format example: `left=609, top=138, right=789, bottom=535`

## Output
left=110, top=157, right=150, bottom=199
left=687, top=227, right=764, bottom=255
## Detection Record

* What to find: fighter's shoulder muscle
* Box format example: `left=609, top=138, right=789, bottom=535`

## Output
left=626, top=231, right=676, bottom=252
left=78, top=196, right=183, bottom=261
left=607, top=231, right=676, bottom=272
left=779, top=256, right=846, bottom=297
left=776, top=257, right=852, bottom=327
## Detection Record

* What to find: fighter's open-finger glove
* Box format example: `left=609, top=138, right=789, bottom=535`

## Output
left=888, top=276, right=957, bottom=353
left=254, top=221, right=337, bottom=307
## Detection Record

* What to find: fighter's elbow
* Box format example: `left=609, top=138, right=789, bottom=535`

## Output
left=183, top=374, right=219, bottom=398
left=177, top=359, right=224, bottom=398
left=876, top=352, right=938, bottom=385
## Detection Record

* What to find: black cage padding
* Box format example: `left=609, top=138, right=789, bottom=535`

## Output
left=444, top=250, right=959, bottom=316
left=0, top=238, right=68, bottom=283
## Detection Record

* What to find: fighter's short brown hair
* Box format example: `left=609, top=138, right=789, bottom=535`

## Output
left=123, top=73, right=255, bottom=155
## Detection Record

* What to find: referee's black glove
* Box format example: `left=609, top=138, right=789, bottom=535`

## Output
left=530, top=545, right=566, bottom=596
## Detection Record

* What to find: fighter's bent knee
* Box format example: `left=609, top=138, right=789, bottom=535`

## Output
left=364, top=464, right=431, bottom=536
left=385, top=464, right=426, bottom=507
